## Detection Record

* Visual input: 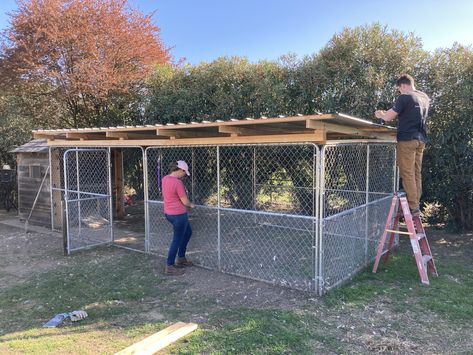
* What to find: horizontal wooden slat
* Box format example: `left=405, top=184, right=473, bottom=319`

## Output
left=32, top=113, right=395, bottom=145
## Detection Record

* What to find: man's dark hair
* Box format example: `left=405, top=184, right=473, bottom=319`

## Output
left=396, top=74, right=415, bottom=87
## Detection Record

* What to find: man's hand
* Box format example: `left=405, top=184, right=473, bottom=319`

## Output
left=189, top=203, right=195, bottom=209
left=374, top=110, right=385, bottom=119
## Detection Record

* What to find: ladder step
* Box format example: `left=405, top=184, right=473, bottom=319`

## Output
left=416, top=233, right=426, bottom=241
left=385, top=229, right=412, bottom=236
left=422, top=255, right=432, bottom=264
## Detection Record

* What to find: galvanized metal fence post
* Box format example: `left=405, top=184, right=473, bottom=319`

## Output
left=49, top=147, right=54, bottom=231
left=63, top=151, right=70, bottom=255
left=108, top=147, right=113, bottom=244
left=318, top=145, right=326, bottom=295
left=365, top=144, right=370, bottom=264
left=75, top=150, right=81, bottom=236
left=216, top=146, right=221, bottom=271
left=143, top=148, right=150, bottom=253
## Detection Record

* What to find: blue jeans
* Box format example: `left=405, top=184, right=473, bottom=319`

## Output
left=165, top=213, right=192, bottom=266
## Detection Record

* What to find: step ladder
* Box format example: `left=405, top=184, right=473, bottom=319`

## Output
left=372, top=194, right=438, bottom=284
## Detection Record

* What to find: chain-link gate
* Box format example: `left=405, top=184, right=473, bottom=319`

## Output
left=145, top=144, right=320, bottom=292
left=63, top=149, right=112, bottom=253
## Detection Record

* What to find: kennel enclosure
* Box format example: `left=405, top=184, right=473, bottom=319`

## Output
left=32, top=113, right=397, bottom=295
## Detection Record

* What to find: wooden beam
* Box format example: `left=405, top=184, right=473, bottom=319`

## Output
left=65, top=132, right=104, bottom=140
left=218, top=125, right=308, bottom=136
left=107, top=132, right=128, bottom=140
left=114, top=322, right=198, bottom=355
left=307, top=119, right=364, bottom=135
left=156, top=128, right=221, bottom=139
left=306, top=120, right=395, bottom=139
left=33, top=133, right=57, bottom=140
left=48, top=131, right=327, bottom=146
left=106, top=132, right=160, bottom=140
left=113, top=149, right=124, bottom=220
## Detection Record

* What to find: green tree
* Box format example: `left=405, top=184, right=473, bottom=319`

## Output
left=311, top=23, right=428, bottom=118
left=146, top=56, right=289, bottom=124
left=423, top=45, right=473, bottom=230
left=0, top=93, right=35, bottom=167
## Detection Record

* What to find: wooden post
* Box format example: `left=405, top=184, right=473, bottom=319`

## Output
left=51, top=149, right=63, bottom=230
left=113, top=149, right=124, bottom=219
left=61, top=200, right=68, bottom=255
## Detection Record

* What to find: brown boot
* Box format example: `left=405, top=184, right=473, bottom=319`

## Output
left=176, top=257, right=194, bottom=268
left=164, top=265, right=185, bottom=275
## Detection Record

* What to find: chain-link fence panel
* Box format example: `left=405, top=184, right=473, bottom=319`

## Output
left=322, top=144, right=368, bottom=217
left=220, top=209, right=316, bottom=291
left=254, top=145, right=316, bottom=216
left=112, top=148, right=146, bottom=251
left=368, top=144, right=397, bottom=201
left=64, top=149, right=112, bottom=253
left=320, top=143, right=397, bottom=294
left=146, top=147, right=196, bottom=203
left=145, top=146, right=218, bottom=262
left=145, top=144, right=319, bottom=291
left=147, top=202, right=219, bottom=268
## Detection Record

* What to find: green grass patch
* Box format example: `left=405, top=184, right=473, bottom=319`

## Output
left=0, top=247, right=168, bottom=354
left=171, top=308, right=341, bottom=354
left=324, top=251, right=473, bottom=322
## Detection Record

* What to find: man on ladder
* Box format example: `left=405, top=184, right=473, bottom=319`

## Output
left=373, top=74, right=437, bottom=284
left=374, top=74, right=429, bottom=216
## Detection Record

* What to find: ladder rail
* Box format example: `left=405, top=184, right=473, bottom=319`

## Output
left=372, top=195, right=398, bottom=273
left=373, top=195, right=438, bottom=284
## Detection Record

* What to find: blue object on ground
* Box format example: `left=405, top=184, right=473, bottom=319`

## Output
left=42, top=313, right=69, bottom=328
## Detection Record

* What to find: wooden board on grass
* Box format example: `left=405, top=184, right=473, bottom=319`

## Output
left=115, top=322, right=198, bottom=355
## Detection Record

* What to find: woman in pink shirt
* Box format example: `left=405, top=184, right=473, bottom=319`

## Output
left=162, top=160, right=195, bottom=275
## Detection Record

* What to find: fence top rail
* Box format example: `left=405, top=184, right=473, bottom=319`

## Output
left=34, top=113, right=396, bottom=147
left=147, top=200, right=318, bottom=220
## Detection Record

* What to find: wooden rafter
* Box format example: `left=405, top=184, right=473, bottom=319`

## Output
left=34, top=113, right=395, bottom=146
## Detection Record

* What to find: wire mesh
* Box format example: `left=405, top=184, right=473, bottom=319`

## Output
left=63, top=149, right=112, bottom=253
left=320, top=143, right=396, bottom=293
left=112, top=148, right=146, bottom=252
left=220, top=209, right=316, bottom=290
left=146, top=143, right=318, bottom=291
left=48, top=141, right=398, bottom=295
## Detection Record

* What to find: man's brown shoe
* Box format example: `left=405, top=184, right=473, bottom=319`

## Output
left=164, top=265, right=185, bottom=275
left=176, top=257, right=194, bottom=267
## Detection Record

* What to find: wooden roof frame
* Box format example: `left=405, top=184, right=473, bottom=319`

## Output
left=33, top=113, right=396, bottom=147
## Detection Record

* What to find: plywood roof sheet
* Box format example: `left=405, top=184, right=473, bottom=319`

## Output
left=33, top=113, right=396, bottom=147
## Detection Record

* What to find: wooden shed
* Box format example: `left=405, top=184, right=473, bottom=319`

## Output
left=11, top=139, right=51, bottom=228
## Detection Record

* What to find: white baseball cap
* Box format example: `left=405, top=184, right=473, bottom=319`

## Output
left=176, top=160, right=190, bottom=176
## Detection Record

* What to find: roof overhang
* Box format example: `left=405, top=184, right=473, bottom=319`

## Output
left=33, top=113, right=396, bottom=147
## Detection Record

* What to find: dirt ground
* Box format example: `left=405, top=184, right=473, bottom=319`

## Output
left=1, top=210, right=472, bottom=354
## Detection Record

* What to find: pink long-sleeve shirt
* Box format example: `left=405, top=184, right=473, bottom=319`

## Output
left=162, top=175, right=187, bottom=215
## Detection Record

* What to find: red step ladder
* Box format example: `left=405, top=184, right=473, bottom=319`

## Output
left=373, top=194, right=438, bottom=284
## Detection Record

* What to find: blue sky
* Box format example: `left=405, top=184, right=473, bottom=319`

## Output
left=1, top=0, right=472, bottom=64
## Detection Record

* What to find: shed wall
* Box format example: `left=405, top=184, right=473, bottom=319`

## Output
left=17, top=152, right=51, bottom=228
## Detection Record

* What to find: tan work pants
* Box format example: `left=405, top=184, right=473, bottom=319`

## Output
left=396, top=140, right=425, bottom=210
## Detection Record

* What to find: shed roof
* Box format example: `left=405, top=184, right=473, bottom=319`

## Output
left=11, top=139, right=49, bottom=153
left=32, top=113, right=396, bottom=147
